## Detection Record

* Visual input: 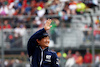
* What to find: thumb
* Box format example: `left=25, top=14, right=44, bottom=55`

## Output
left=50, top=25, right=52, bottom=28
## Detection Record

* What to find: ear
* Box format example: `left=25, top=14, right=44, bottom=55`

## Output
left=36, top=39, right=40, bottom=44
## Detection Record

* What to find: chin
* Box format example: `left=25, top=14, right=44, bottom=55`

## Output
left=45, top=44, right=49, bottom=47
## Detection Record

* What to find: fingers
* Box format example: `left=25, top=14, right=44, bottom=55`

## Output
left=44, top=19, right=52, bottom=30
left=47, top=19, right=52, bottom=25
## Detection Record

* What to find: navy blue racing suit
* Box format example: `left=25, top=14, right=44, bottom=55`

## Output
left=27, top=28, right=59, bottom=67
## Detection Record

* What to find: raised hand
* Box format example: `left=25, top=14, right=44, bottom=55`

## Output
left=44, top=19, right=52, bottom=31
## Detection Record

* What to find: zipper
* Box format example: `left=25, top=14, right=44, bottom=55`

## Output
left=40, top=50, right=43, bottom=67
left=39, top=47, right=47, bottom=67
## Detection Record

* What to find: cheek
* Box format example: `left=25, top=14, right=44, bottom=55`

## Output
left=44, top=39, right=50, bottom=43
left=47, top=39, right=50, bottom=42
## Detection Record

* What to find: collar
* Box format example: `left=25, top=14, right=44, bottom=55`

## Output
left=39, top=46, right=49, bottom=51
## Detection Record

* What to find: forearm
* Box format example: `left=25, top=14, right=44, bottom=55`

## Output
left=33, top=28, right=46, bottom=36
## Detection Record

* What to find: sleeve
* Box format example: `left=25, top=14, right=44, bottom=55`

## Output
left=51, top=52, right=59, bottom=67
left=27, top=28, right=46, bottom=57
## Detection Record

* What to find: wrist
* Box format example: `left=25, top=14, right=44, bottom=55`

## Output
left=44, top=27, right=47, bottom=31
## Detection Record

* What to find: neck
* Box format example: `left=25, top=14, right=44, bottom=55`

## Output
left=41, top=46, right=46, bottom=50
left=39, top=46, right=48, bottom=50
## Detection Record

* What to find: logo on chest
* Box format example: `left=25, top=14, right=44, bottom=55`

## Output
left=45, top=55, right=51, bottom=62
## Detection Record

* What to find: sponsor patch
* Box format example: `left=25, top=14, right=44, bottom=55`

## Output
left=46, top=55, right=51, bottom=60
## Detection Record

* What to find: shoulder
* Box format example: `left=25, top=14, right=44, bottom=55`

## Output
left=48, top=50, right=58, bottom=58
left=48, top=50, right=57, bottom=54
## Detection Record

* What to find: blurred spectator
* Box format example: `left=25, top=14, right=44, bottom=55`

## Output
left=39, top=17, right=47, bottom=28
left=94, top=16, right=100, bottom=41
left=84, top=0, right=93, bottom=8
left=95, top=25, right=100, bottom=41
left=66, top=50, right=72, bottom=59
left=14, top=24, right=22, bottom=48
left=8, top=6, right=15, bottom=16
left=48, top=0, right=64, bottom=15
left=45, top=0, right=53, bottom=8
left=32, top=17, right=41, bottom=28
left=19, top=52, right=27, bottom=62
left=50, top=18, right=60, bottom=44
left=17, top=0, right=23, bottom=8
left=6, top=33, right=14, bottom=49
left=74, top=51, right=83, bottom=67
left=0, top=4, right=9, bottom=16
left=73, top=51, right=78, bottom=60
left=83, top=24, right=91, bottom=42
left=92, top=0, right=98, bottom=7
left=59, top=11, right=69, bottom=21
left=84, top=48, right=92, bottom=63
left=55, top=0, right=65, bottom=13
left=83, top=0, right=98, bottom=8
left=62, top=2, right=70, bottom=15
left=76, top=1, right=86, bottom=14
left=3, top=20, right=12, bottom=29
left=65, top=53, right=75, bottom=67
left=37, top=6, right=46, bottom=17
left=35, top=1, right=46, bottom=17
left=13, top=23, right=26, bottom=48
left=30, top=0, right=37, bottom=15
left=22, top=0, right=27, bottom=9
left=47, top=1, right=57, bottom=15
left=95, top=53, right=100, bottom=67
left=19, top=23, right=27, bottom=37
left=25, top=2, right=31, bottom=15
left=68, top=0, right=77, bottom=15
left=5, top=59, right=13, bottom=67
left=57, top=52, right=62, bottom=58
left=14, top=23, right=26, bottom=37
left=4, top=59, right=9, bottom=67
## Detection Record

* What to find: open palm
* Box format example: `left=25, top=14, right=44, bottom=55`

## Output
left=44, top=19, right=52, bottom=30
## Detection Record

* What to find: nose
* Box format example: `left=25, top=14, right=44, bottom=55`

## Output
left=45, top=39, right=50, bottom=42
left=47, top=39, right=50, bottom=42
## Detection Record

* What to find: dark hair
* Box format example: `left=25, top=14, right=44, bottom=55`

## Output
left=37, top=35, right=49, bottom=41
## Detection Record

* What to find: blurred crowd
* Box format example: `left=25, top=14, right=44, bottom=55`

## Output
left=0, top=49, right=100, bottom=67
left=0, top=0, right=98, bottom=16
left=0, top=52, right=29, bottom=67
left=0, top=18, right=60, bottom=49
left=57, top=48, right=100, bottom=67
left=83, top=16, right=100, bottom=43
left=0, top=0, right=99, bottom=48
left=0, top=0, right=99, bottom=29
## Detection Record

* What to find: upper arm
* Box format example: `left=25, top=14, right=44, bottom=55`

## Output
left=27, top=38, right=36, bottom=57
left=51, top=52, right=59, bottom=67
left=27, top=28, right=46, bottom=57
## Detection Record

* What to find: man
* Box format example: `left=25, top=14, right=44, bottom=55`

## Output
left=27, top=19, right=59, bottom=67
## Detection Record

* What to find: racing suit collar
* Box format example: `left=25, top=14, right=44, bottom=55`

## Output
left=39, top=46, right=49, bottom=51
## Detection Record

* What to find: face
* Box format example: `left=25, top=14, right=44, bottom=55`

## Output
left=37, top=36, right=50, bottom=49
left=75, top=51, right=80, bottom=56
